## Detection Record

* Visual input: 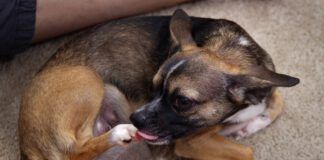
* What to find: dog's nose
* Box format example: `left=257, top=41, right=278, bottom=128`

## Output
left=130, top=112, right=146, bottom=129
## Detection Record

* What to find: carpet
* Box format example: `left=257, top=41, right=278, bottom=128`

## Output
left=0, top=0, right=323, bottom=159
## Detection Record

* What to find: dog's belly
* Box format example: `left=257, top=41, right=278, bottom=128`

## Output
left=93, top=114, right=114, bottom=137
left=93, top=84, right=133, bottom=136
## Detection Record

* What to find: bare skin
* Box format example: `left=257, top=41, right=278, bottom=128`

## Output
left=32, top=0, right=192, bottom=42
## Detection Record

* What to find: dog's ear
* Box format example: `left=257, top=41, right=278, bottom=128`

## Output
left=170, top=9, right=197, bottom=51
left=227, top=66, right=299, bottom=104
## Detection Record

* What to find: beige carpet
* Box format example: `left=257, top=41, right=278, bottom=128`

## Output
left=0, top=0, right=323, bottom=159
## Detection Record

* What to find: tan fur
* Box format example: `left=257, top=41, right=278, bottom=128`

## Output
left=204, top=51, right=244, bottom=75
left=175, top=126, right=253, bottom=160
left=266, top=89, right=284, bottom=120
left=181, top=88, right=200, bottom=100
left=19, top=66, right=119, bottom=160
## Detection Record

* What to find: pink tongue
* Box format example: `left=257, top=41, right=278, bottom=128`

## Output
left=136, top=131, right=158, bottom=140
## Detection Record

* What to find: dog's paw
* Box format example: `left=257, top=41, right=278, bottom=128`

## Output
left=110, top=124, right=138, bottom=145
left=219, top=114, right=272, bottom=139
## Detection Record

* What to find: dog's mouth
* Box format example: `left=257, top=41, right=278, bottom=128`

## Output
left=136, top=130, right=172, bottom=145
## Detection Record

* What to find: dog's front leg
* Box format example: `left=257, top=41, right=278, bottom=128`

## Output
left=175, top=126, right=253, bottom=160
left=70, top=124, right=137, bottom=160
left=219, top=89, right=284, bottom=138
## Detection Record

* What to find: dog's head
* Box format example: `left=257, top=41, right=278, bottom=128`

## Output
left=130, top=9, right=299, bottom=145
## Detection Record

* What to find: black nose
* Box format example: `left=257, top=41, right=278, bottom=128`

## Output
left=130, top=112, right=146, bottom=129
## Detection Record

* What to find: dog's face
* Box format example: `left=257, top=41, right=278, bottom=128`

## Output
left=130, top=9, right=299, bottom=145
left=131, top=53, right=235, bottom=145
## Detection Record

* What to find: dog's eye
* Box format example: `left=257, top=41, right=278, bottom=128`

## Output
left=173, top=95, right=195, bottom=112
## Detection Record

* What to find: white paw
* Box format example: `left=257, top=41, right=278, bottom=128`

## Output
left=110, top=124, right=138, bottom=145
left=223, top=99, right=266, bottom=123
left=220, top=115, right=272, bottom=139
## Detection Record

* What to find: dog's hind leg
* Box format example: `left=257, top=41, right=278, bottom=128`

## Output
left=70, top=124, right=137, bottom=160
left=69, top=83, right=137, bottom=160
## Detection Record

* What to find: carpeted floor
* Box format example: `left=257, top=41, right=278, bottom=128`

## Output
left=0, top=0, right=323, bottom=159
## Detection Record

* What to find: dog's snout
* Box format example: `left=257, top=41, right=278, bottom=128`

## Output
left=130, top=112, right=147, bottom=129
left=130, top=99, right=161, bottom=129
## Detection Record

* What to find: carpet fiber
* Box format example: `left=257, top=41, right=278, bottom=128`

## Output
left=0, top=0, right=323, bottom=159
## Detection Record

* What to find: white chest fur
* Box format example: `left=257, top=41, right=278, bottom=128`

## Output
left=224, top=99, right=266, bottom=123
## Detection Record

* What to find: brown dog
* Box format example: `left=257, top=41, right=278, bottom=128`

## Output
left=19, top=9, right=299, bottom=160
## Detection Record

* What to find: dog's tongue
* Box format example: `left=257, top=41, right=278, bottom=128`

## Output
left=136, top=131, right=158, bottom=141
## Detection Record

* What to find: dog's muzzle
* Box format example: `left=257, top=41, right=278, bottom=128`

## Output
left=130, top=97, right=191, bottom=145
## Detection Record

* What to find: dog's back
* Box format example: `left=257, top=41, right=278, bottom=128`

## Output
left=42, top=16, right=273, bottom=103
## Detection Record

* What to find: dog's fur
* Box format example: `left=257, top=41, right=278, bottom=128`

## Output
left=19, top=9, right=299, bottom=160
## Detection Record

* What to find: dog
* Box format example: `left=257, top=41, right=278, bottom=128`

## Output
left=19, top=9, right=299, bottom=160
